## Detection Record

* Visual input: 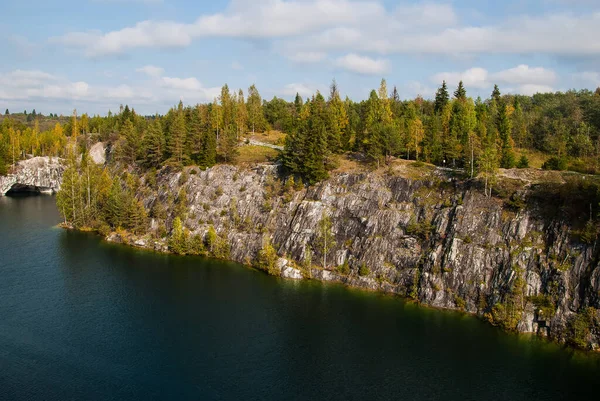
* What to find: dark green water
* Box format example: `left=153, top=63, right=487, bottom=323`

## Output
left=1, top=195, right=599, bottom=401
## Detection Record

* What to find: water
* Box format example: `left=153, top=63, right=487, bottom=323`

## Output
left=0, top=195, right=599, bottom=401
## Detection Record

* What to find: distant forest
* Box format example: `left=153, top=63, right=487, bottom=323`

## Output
left=2, top=80, right=600, bottom=184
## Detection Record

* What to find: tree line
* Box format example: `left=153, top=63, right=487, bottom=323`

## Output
left=4, top=80, right=600, bottom=184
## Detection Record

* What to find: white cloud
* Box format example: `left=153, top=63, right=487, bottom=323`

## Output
left=432, top=68, right=489, bottom=89
left=430, top=65, right=557, bottom=95
left=231, top=61, right=244, bottom=70
left=491, top=64, right=557, bottom=86
left=0, top=69, right=220, bottom=111
left=285, top=51, right=327, bottom=64
left=280, top=83, right=323, bottom=97
left=52, top=2, right=600, bottom=60
left=573, top=71, right=600, bottom=87
left=136, top=65, right=164, bottom=78
left=334, top=54, right=390, bottom=75
left=516, top=84, right=554, bottom=96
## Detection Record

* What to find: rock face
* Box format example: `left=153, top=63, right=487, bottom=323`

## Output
left=139, top=164, right=600, bottom=347
left=89, top=142, right=107, bottom=165
left=0, top=157, right=65, bottom=195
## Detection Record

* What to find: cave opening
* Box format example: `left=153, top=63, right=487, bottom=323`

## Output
left=5, top=183, right=53, bottom=196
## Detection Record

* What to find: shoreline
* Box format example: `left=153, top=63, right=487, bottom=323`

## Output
left=57, top=222, right=600, bottom=354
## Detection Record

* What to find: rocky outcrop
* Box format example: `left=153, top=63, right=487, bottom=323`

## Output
left=0, top=157, right=65, bottom=195
left=134, top=163, right=600, bottom=349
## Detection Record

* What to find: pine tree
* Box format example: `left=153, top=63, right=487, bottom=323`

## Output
left=220, top=84, right=234, bottom=130
left=143, top=119, right=165, bottom=168
left=120, top=119, right=139, bottom=165
left=378, top=79, right=393, bottom=124
left=219, top=125, right=238, bottom=163
left=434, top=81, right=450, bottom=114
left=247, top=84, right=265, bottom=134
left=4, top=109, right=8, bottom=115
left=512, top=98, right=528, bottom=148
left=491, top=85, right=501, bottom=103
left=498, top=104, right=515, bottom=168
left=454, top=81, right=467, bottom=100
left=327, top=79, right=347, bottom=152
left=409, top=117, right=425, bottom=161
left=235, top=89, right=248, bottom=139
left=105, top=178, right=125, bottom=228
left=168, top=108, right=187, bottom=165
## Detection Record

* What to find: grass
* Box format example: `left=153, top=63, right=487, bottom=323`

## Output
left=514, top=148, right=548, bottom=169
left=237, top=145, right=280, bottom=164
left=247, top=130, right=286, bottom=146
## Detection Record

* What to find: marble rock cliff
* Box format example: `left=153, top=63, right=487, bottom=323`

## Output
left=138, top=164, right=599, bottom=348
left=0, top=157, right=65, bottom=195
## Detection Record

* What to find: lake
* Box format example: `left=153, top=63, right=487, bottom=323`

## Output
left=0, top=195, right=599, bottom=401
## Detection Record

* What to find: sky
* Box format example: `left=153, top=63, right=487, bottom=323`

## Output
left=1, top=0, right=600, bottom=115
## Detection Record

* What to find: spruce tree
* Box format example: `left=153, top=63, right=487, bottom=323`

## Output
left=327, top=79, right=347, bottom=152
left=168, top=108, right=187, bottom=166
left=498, top=104, right=515, bottom=168
left=434, top=81, right=450, bottom=114
left=491, top=85, right=501, bottom=103
left=219, top=125, right=238, bottom=163
left=454, top=81, right=467, bottom=100
left=143, top=119, right=165, bottom=168
left=120, top=119, right=139, bottom=165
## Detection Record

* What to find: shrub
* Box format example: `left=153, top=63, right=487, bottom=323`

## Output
left=406, top=219, right=435, bottom=240
left=358, top=264, right=370, bottom=277
left=567, top=307, right=599, bottom=349
left=542, top=156, right=567, bottom=171
left=578, top=220, right=598, bottom=244
left=337, top=261, right=350, bottom=275
left=454, top=296, right=466, bottom=310
left=256, top=237, right=280, bottom=276
left=516, top=155, right=530, bottom=169
left=178, top=170, right=189, bottom=185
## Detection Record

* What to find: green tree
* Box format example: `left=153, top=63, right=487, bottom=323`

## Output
left=169, top=217, right=188, bottom=255
left=314, top=212, right=336, bottom=268
left=491, top=84, right=501, bottom=103
left=256, top=236, right=280, bottom=275
left=143, top=119, right=165, bottom=168
left=168, top=108, right=187, bottom=165
left=247, top=84, right=265, bottom=134
left=454, top=81, right=466, bottom=100
left=434, top=81, right=450, bottom=114
left=498, top=104, right=515, bottom=168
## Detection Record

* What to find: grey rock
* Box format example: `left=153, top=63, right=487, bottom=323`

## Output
left=0, top=157, right=65, bottom=195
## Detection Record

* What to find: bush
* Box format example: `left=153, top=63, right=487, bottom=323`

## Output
left=358, top=264, right=370, bottom=277
left=516, top=155, right=530, bottom=169
left=178, top=170, right=189, bottom=185
left=256, top=237, right=280, bottom=276
left=505, top=193, right=526, bottom=211
left=542, top=156, right=567, bottom=171
left=337, top=261, right=350, bottom=275
left=406, top=219, right=435, bottom=240
left=567, top=307, right=599, bottom=349
left=579, top=221, right=598, bottom=244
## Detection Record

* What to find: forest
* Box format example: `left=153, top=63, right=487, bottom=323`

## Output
left=2, top=80, right=600, bottom=230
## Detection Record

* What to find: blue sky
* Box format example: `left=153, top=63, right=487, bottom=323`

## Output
left=1, top=0, right=600, bottom=115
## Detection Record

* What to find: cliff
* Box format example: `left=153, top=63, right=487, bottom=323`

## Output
left=0, top=157, right=65, bottom=195
left=126, top=162, right=600, bottom=349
